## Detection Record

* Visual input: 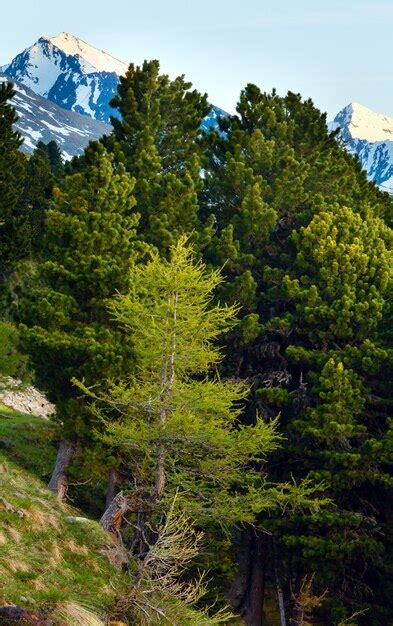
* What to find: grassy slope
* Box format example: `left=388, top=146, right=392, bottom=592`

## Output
left=0, top=403, right=56, bottom=480
left=0, top=404, right=126, bottom=623
left=0, top=404, right=281, bottom=625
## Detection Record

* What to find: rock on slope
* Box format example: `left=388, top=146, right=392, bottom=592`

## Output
left=0, top=378, right=55, bottom=419
left=0, top=72, right=110, bottom=157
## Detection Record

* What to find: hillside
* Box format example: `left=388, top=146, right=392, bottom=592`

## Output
left=0, top=405, right=126, bottom=624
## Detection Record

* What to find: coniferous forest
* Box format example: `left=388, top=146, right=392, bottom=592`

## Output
left=0, top=60, right=392, bottom=626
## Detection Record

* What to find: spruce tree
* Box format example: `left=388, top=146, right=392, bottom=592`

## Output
left=19, top=143, right=140, bottom=498
left=20, top=141, right=64, bottom=256
left=103, top=60, right=210, bottom=253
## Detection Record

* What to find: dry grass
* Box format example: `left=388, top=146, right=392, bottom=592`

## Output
left=55, top=601, right=106, bottom=625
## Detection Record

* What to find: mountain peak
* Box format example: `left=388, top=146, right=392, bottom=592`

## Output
left=3, top=33, right=121, bottom=121
left=47, top=32, right=127, bottom=76
left=333, top=101, right=393, bottom=142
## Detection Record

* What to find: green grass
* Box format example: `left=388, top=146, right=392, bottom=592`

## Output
left=0, top=403, right=108, bottom=516
left=0, top=403, right=56, bottom=480
left=0, top=406, right=127, bottom=623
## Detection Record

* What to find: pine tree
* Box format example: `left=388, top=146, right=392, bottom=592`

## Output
left=0, top=81, right=26, bottom=284
left=271, top=203, right=392, bottom=625
left=42, top=140, right=64, bottom=178
left=20, top=141, right=64, bottom=256
left=103, top=60, right=210, bottom=252
left=19, top=143, right=140, bottom=499
left=201, top=84, right=393, bottom=624
left=0, top=321, right=29, bottom=390
left=369, top=288, right=393, bottom=624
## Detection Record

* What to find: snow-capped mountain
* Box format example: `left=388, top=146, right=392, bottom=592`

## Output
left=0, top=72, right=110, bottom=158
left=3, top=33, right=393, bottom=194
left=2, top=33, right=229, bottom=151
left=330, top=102, right=393, bottom=194
left=48, top=32, right=128, bottom=75
left=3, top=33, right=126, bottom=123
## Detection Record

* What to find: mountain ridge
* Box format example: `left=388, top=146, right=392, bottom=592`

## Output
left=3, top=35, right=120, bottom=122
left=0, top=71, right=110, bottom=158
left=47, top=32, right=128, bottom=75
left=330, top=101, right=393, bottom=142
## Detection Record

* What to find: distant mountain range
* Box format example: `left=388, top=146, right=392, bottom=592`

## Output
left=2, top=32, right=393, bottom=194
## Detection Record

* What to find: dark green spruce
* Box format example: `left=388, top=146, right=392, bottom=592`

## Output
left=102, top=59, right=210, bottom=253
left=19, top=143, right=140, bottom=499
left=201, top=84, right=393, bottom=626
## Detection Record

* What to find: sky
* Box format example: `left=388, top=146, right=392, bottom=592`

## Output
left=2, top=0, right=392, bottom=119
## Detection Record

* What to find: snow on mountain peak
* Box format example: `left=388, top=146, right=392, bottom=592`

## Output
left=48, top=32, right=128, bottom=76
left=4, top=32, right=392, bottom=194
left=329, top=102, right=393, bottom=194
left=3, top=34, right=123, bottom=122
left=335, top=101, right=393, bottom=142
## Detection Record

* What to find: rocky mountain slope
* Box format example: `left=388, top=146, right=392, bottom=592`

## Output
left=0, top=71, right=110, bottom=158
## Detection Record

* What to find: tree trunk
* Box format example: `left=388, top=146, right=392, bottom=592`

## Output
left=273, top=542, right=287, bottom=626
left=47, top=439, right=76, bottom=500
left=228, top=527, right=253, bottom=611
left=100, top=491, right=132, bottom=537
left=275, top=570, right=287, bottom=626
left=228, top=526, right=267, bottom=626
left=154, top=446, right=166, bottom=500
left=155, top=292, right=177, bottom=501
left=247, top=531, right=267, bottom=626
left=105, top=466, right=119, bottom=509
left=100, top=489, right=152, bottom=544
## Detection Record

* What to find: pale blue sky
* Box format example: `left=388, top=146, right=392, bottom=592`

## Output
left=4, top=0, right=392, bottom=119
